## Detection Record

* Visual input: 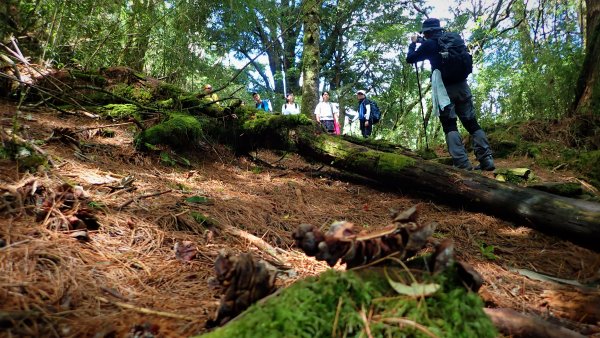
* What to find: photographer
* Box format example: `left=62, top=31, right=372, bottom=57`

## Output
left=406, top=18, right=494, bottom=171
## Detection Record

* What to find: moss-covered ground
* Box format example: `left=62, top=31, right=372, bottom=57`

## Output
left=201, top=268, right=496, bottom=338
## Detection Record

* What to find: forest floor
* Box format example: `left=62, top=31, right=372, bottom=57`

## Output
left=1, top=100, right=599, bottom=337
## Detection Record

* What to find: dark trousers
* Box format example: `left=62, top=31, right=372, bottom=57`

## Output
left=439, top=80, right=492, bottom=168
left=360, top=119, right=372, bottom=138
left=320, top=120, right=335, bottom=133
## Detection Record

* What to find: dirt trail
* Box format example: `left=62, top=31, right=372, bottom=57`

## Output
left=1, top=102, right=599, bottom=337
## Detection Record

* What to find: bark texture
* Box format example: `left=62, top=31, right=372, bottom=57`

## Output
left=300, top=0, right=322, bottom=117
left=571, top=0, right=600, bottom=148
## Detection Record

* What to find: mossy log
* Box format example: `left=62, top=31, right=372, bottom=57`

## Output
left=527, top=182, right=584, bottom=198
left=288, top=129, right=600, bottom=250
left=200, top=268, right=497, bottom=338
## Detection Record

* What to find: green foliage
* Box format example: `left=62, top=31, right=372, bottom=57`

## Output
left=190, top=211, right=218, bottom=227
left=101, top=104, right=139, bottom=119
left=135, top=114, right=203, bottom=150
left=157, top=83, right=184, bottom=96
left=159, top=152, right=177, bottom=166
left=242, top=112, right=313, bottom=135
left=157, top=98, right=175, bottom=109
left=110, top=84, right=153, bottom=104
left=185, top=196, right=210, bottom=204
left=201, top=268, right=496, bottom=338
left=479, top=243, right=497, bottom=260
left=576, top=150, right=600, bottom=187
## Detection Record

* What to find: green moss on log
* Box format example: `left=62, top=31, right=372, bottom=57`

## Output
left=155, top=83, right=184, bottom=99
left=242, top=112, right=313, bottom=134
left=101, top=104, right=140, bottom=119
left=135, top=114, right=203, bottom=149
left=200, top=268, right=496, bottom=338
left=69, top=70, right=107, bottom=86
left=111, top=84, right=153, bottom=104
left=310, top=135, right=416, bottom=173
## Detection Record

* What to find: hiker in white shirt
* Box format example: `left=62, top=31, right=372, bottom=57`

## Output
left=282, top=93, right=300, bottom=115
left=313, top=91, right=338, bottom=134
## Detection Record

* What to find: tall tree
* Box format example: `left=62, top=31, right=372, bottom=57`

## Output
left=571, top=0, right=600, bottom=148
left=573, top=0, right=599, bottom=116
left=301, top=0, right=322, bottom=117
left=122, top=0, right=158, bottom=71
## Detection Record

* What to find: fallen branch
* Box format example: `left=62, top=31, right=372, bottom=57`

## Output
left=95, top=296, right=195, bottom=321
left=118, top=189, right=172, bottom=210
left=484, top=308, right=585, bottom=338
left=76, top=121, right=140, bottom=132
left=0, top=129, right=56, bottom=167
left=0, top=52, right=23, bottom=92
left=0, top=239, right=31, bottom=252
left=223, top=225, right=290, bottom=269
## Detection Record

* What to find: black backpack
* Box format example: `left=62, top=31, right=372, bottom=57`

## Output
left=437, top=32, right=473, bottom=84
left=370, top=100, right=381, bottom=124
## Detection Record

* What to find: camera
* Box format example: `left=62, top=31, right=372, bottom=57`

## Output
left=416, top=35, right=424, bottom=43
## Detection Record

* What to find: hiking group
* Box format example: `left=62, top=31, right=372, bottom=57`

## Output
left=246, top=16, right=494, bottom=171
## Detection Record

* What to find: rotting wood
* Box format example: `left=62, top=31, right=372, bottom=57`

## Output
left=484, top=308, right=585, bottom=338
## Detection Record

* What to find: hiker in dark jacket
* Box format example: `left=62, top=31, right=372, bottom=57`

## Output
left=356, top=90, right=372, bottom=138
left=406, top=18, right=494, bottom=171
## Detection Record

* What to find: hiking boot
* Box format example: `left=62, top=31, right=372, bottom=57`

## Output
left=446, top=131, right=472, bottom=170
left=474, top=155, right=495, bottom=171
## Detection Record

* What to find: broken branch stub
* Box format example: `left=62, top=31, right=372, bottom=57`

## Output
left=292, top=205, right=436, bottom=268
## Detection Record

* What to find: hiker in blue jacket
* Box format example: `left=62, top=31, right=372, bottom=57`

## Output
left=252, top=92, right=272, bottom=112
left=406, top=18, right=494, bottom=171
left=356, top=90, right=372, bottom=138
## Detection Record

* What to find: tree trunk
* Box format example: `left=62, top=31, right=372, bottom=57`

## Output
left=484, top=308, right=585, bottom=338
left=300, top=0, right=322, bottom=118
left=571, top=0, right=600, bottom=148
left=291, top=129, right=600, bottom=250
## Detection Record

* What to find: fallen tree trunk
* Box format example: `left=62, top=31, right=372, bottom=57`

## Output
left=484, top=308, right=585, bottom=338
left=289, top=128, right=600, bottom=250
